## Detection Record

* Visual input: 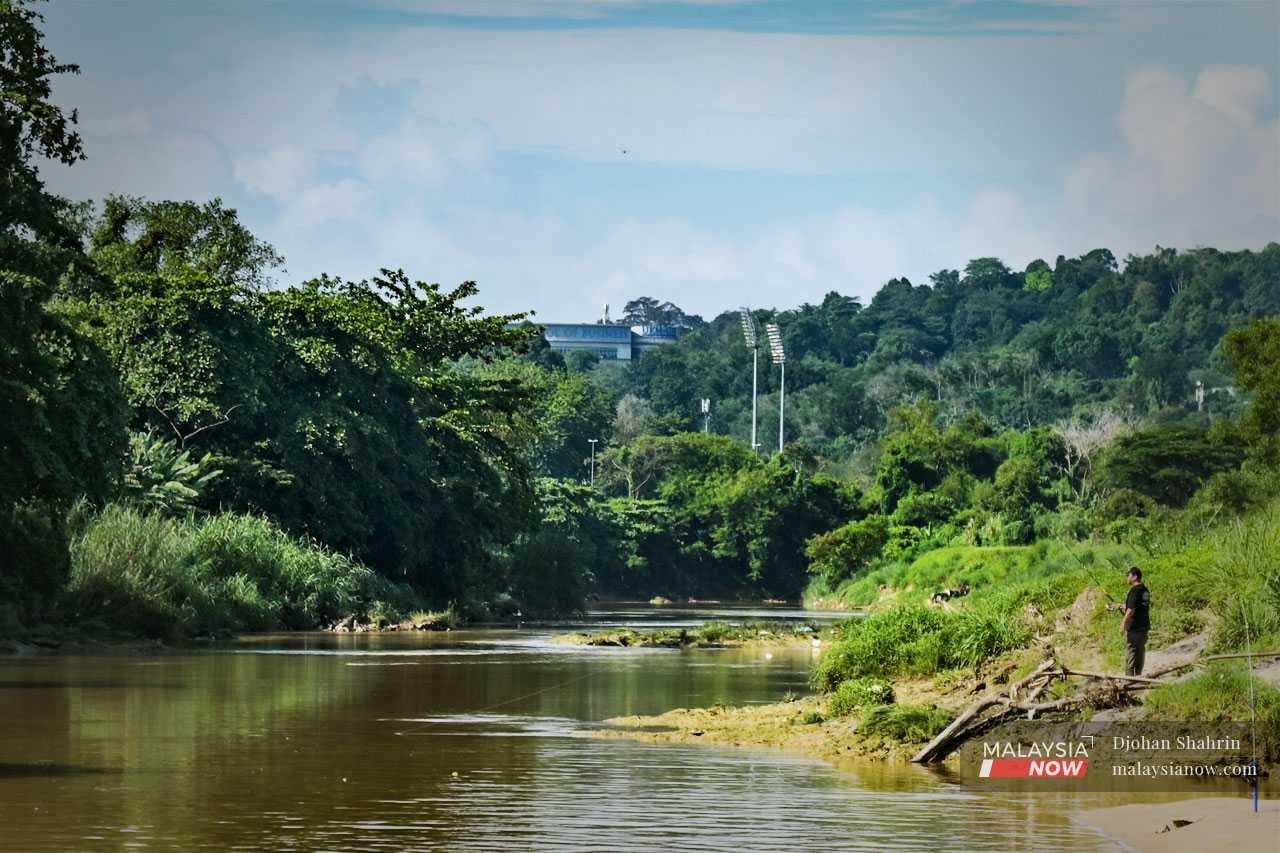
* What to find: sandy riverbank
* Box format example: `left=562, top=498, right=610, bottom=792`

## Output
left=1075, top=796, right=1278, bottom=852
left=597, top=696, right=923, bottom=762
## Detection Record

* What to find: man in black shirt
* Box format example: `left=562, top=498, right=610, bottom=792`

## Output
left=1122, top=567, right=1151, bottom=676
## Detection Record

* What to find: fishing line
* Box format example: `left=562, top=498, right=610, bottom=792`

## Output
left=394, top=668, right=602, bottom=737
left=1241, top=599, right=1259, bottom=813
left=1055, top=537, right=1120, bottom=604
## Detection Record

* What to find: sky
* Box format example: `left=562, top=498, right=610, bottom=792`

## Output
left=38, top=0, right=1280, bottom=321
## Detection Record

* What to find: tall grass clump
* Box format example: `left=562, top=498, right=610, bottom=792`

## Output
left=858, top=703, right=952, bottom=743
left=1144, top=663, right=1280, bottom=759
left=828, top=677, right=895, bottom=717
left=811, top=605, right=1031, bottom=690
left=1201, top=503, right=1280, bottom=651
left=192, top=513, right=380, bottom=630
left=66, top=503, right=421, bottom=637
left=66, top=503, right=210, bottom=636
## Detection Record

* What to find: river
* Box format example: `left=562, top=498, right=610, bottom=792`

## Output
left=0, top=603, right=1122, bottom=851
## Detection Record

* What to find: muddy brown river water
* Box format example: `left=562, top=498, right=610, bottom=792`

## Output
left=0, top=604, right=1127, bottom=850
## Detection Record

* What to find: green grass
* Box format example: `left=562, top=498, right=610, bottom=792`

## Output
left=1144, top=663, right=1280, bottom=759
left=65, top=503, right=423, bottom=638
left=1200, top=505, right=1280, bottom=651
left=812, top=541, right=1135, bottom=610
left=827, top=676, right=895, bottom=717
left=407, top=608, right=460, bottom=630
left=811, top=605, right=1031, bottom=689
left=1145, top=663, right=1280, bottom=722
left=858, top=703, right=952, bottom=743
left=813, top=498, right=1280, bottom=689
left=557, top=620, right=817, bottom=648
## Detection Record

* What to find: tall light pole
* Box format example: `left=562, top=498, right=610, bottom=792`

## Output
left=766, top=322, right=786, bottom=453
left=740, top=307, right=759, bottom=452
left=588, top=438, right=598, bottom=486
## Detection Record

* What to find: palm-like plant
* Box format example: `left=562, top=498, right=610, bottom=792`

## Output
left=122, top=431, right=222, bottom=515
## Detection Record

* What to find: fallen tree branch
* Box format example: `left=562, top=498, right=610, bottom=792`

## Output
left=996, top=694, right=1083, bottom=713
left=1060, top=668, right=1165, bottom=685
left=1203, top=650, right=1280, bottom=662
left=911, top=659, right=1056, bottom=764
left=911, top=648, right=1279, bottom=764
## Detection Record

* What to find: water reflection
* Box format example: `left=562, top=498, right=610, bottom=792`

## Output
left=0, top=604, right=1120, bottom=851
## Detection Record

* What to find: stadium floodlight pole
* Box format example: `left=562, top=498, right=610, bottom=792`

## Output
left=739, top=308, right=759, bottom=452
left=588, top=438, right=598, bottom=486
left=766, top=323, right=786, bottom=453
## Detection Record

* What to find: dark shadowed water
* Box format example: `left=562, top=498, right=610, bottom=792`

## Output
left=0, top=603, right=1121, bottom=851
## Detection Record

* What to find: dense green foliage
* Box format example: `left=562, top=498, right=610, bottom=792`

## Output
left=3, top=2, right=1279, bottom=653
left=1, top=0, right=128, bottom=614
left=65, top=503, right=419, bottom=637
left=811, top=605, right=1031, bottom=688
left=626, top=248, right=1278, bottom=446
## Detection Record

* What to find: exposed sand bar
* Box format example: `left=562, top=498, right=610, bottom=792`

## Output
left=1075, top=796, right=1279, bottom=852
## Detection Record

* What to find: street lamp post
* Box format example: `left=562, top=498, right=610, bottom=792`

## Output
left=766, top=322, right=786, bottom=453
left=740, top=308, right=759, bottom=452
left=588, top=438, right=598, bottom=486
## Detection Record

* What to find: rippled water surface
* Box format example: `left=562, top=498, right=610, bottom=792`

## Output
left=0, top=603, right=1121, bottom=851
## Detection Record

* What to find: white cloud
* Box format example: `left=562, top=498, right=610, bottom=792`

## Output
left=1061, top=65, right=1279, bottom=253
left=234, top=146, right=318, bottom=200
left=278, top=179, right=373, bottom=233
left=555, top=64, right=1278, bottom=315
left=357, top=119, right=493, bottom=183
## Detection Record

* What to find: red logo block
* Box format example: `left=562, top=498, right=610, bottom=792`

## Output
left=979, top=758, right=1089, bottom=779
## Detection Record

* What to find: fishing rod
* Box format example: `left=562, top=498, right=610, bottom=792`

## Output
left=1055, top=536, right=1122, bottom=604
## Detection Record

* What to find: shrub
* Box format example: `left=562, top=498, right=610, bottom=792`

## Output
left=828, top=677, right=895, bottom=717
left=65, top=503, right=206, bottom=637
left=892, top=491, right=955, bottom=528
left=121, top=431, right=221, bottom=516
left=811, top=605, right=1031, bottom=689
left=65, top=503, right=421, bottom=637
left=1092, top=488, right=1157, bottom=524
left=805, top=515, right=890, bottom=586
left=858, top=704, right=952, bottom=743
left=1145, top=663, right=1280, bottom=758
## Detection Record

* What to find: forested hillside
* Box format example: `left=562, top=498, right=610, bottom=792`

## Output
left=623, top=247, right=1280, bottom=453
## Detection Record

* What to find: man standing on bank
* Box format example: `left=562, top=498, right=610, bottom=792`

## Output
left=1121, top=567, right=1151, bottom=676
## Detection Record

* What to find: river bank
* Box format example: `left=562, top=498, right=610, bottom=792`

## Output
left=1074, top=797, right=1279, bottom=853
left=553, top=620, right=830, bottom=650
left=598, top=696, right=923, bottom=762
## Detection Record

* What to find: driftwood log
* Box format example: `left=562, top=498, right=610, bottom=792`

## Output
left=910, top=649, right=1279, bottom=764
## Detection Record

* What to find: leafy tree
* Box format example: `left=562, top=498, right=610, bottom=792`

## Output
left=0, top=0, right=128, bottom=614
left=1024, top=260, right=1053, bottom=293
left=621, top=296, right=702, bottom=328
left=1096, top=426, right=1244, bottom=507
left=504, top=479, right=609, bottom=614
left=1223, top=316, right=1280, bottom=460
left=806, top=515, right=889, bottom=586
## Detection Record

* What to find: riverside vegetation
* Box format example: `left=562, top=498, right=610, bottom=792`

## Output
left=3, top=0, right=1280, bottom=748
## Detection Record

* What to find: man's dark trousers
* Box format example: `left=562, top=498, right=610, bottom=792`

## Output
left=1125, top=629, right=1148, bottom=676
